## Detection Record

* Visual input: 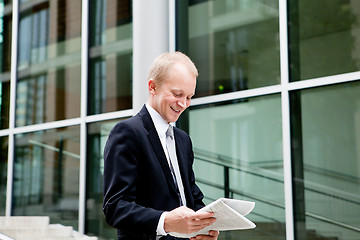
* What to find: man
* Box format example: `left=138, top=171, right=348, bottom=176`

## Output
left=103, top=52, right=219, bottom=240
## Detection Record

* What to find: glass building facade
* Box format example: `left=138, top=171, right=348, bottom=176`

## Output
left=0, top=1, right=359, bottom=240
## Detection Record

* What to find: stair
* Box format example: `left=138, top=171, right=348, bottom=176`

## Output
left=0, top=217, right=97, bottom=240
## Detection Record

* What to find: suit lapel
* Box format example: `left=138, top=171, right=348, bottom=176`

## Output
left=139, top=106, right=179, bottom=196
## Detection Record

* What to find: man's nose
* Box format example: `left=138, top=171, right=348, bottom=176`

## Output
left=178, top=98, right=187, bottom=108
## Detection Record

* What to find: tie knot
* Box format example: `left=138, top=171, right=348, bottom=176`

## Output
left=166, top=125, right=174, bottom=139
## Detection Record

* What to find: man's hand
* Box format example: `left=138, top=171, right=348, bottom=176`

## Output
left=164, top=206, right=216, bottom=234
left=191, top=230, right=219, bottom=240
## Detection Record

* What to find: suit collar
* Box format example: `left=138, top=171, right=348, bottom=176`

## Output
left=145, top=103, right=170, bottom=139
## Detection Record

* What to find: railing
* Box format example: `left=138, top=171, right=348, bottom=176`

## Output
left=193, top=148, right=360, bottom=235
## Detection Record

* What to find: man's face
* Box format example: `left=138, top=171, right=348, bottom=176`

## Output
left=149, top=63, right=196, bottom=123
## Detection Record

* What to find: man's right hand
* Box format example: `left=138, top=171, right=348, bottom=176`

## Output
left=164, top=206, right=216, bottom=234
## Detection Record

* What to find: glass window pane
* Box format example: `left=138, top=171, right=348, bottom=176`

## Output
left=177, top=0, right=280, bottom=97
left=0, top=2, right=11, bottom=73
left=16, top=0, right=82, bottom=127
left=0, top=136, right=8, bottom=216
left=288, top=1, right=360, bottom=81
left=88, top=0, right=132, bottom=115
left=179, top=94, right=285, bottom=239
left=13, top=126, right=80, bottom=229
left=86, top=119, right=126, bottom=238
left=0, top=1, right=12, bottom=130
left=290, top=81, right=360, bottom=239
left=0, top=76, right=10, bottom=130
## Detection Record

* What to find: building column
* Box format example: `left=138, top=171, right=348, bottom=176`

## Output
left=132, top=0, right=170, bottom=113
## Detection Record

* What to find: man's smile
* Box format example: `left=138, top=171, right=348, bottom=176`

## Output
left=170, top=106, right=181, bottom=113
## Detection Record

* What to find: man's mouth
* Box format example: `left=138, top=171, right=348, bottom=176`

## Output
left=170, top=106, right=180, bottom=113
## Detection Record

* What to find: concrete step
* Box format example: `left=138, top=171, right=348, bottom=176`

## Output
left=0, top=216, right=50, bottom=229
left=23, top=235, right=98, bottom=240
left=0, top=217, right=98, bottom=240
left=71, top=231, right=98, bottom=240
left=23, top=238, right=98, bottom=240
left=0, top=235, right=97, bottom=240
left=0, top=224, right=73, bottom=239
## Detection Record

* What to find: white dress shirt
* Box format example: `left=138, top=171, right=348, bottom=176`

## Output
left=145, top=103, right=186, bottom=237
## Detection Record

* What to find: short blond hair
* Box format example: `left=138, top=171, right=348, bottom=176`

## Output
left=147, top=52, right=198, bottom=87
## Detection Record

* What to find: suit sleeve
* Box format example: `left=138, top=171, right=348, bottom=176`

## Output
left=102, top=121, right=163, bottom=235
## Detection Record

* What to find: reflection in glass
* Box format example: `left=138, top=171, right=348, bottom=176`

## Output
left=0, top=1, right=11, bottom=130
left=0, top=1, right=11, bottom=73
left=16, top=0, right=82, bottom=126
left=0, top=81, right=9, bottom=129
left=291, top=81, right=360, bottom=240
left=177, top=0, right=280, bottom=97
left=182, top=94, right=285, bottom=239
left=86, top=119, right=123, bottom=239
left=288, top=0, right=360, bottom=81
left=88, top=0, right=132, bottom=115
left=13, top=126, right=80, bottom=229
left=0, top=136, right=8, bottom=216
left=16, top=75, right=46, bottom=126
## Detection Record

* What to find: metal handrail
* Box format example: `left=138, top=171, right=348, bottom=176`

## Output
left=196, top=177, right=360, bottom=234
left=194, top=149, right=360, bottom=234
left=194, top=148, right=360, bottom=184
left=194, top=149, right=360, bottom=206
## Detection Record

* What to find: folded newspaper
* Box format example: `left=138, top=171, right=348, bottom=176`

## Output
left=169, top=198, right=256, bottom=238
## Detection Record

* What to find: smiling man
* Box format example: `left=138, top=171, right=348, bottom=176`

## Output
left=103, top=52, right=219, bottom=240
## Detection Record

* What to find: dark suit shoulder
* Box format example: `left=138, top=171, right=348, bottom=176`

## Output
left=109, top=114, right=144, bottom=135
left=104, top=115, right=147, bottom=164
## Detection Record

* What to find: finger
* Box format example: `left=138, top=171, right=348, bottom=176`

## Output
left=193, top=211, right=215, bottom=219
left=189, top=222, right=216, bottom=233
left=193, top=215, right=216, bottom=222
left=209, top=230, right=219, bottom=236
left=192, top=217, right=216, bottom=226
left=193, top=234, right=215, bottom=240
left=194, top=231, right=219, bottom=240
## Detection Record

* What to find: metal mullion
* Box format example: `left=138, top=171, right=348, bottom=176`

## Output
left=6, top=0, right=19, bottom=216
left=0, top=129, right=11, bottom=137
left=279, top=0, right=295, bottom=239
left=11, top=118, right=82, bottom=134
left=79, top=0, right=89, bottom=234
left=287, top=71, right=360, bottom=91
left=169, top=0, right=176, bottom=52
left=85, top=109, right=134, bottom=124
left=190, top=85, right=282, bottom=107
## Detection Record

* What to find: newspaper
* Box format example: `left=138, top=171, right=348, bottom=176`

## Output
left=169, top=198, right=256, bottom=238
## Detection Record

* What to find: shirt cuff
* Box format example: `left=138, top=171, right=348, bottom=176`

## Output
left=156, top=212, right=168, bottom=236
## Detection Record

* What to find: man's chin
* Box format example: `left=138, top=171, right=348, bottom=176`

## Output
left=167, top=115, right=180, bottom=123
left=168, top=111, right=182, bottom=122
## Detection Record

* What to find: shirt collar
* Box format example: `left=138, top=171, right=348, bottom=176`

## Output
left=145, top=103, right=171, bottom=139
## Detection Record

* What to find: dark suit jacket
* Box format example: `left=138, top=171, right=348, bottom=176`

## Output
left=103, top=105, right=205, bottom=240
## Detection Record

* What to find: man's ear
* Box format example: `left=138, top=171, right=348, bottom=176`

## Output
left=148, top=79, right=156, bottom=95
